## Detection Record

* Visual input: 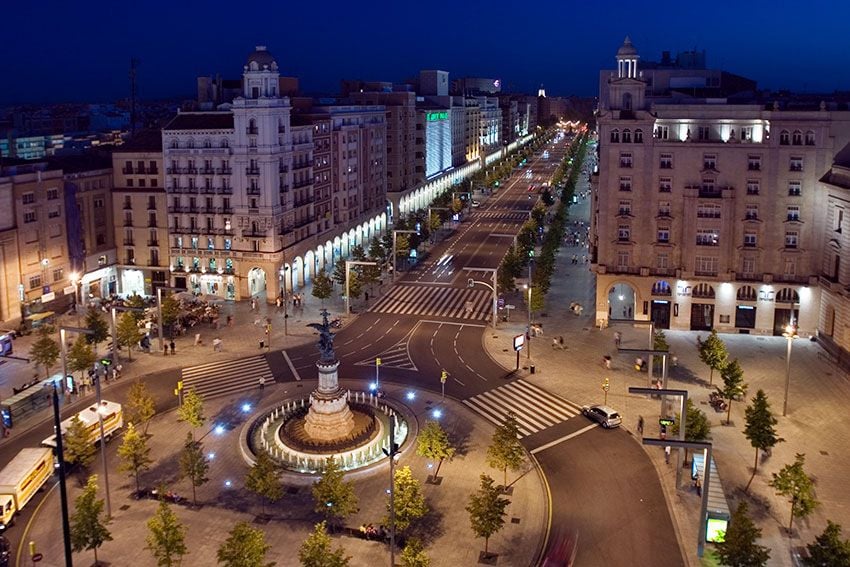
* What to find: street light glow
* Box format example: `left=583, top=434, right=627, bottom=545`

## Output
left=241, top=403, right=252, bottom=413
left=432, top=408, right=443, bottom=419
left=369, top=382, right=378, bottom=392
left=214, top=424, right=226, bottom=435
left=406, top=391, right=416, bottom=401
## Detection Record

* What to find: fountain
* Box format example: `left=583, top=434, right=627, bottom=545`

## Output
left=244, top=310, right=409, bottom=473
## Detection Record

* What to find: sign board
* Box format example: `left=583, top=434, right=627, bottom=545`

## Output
left=505, top=305, right=515, bottom=310
left=41, top=292, right=56, bottom=303
left=513, top=334, right=525, bottom=351
left=659, top=418, right=675, bottom=427
left=497, top=297, right=505, bottom=309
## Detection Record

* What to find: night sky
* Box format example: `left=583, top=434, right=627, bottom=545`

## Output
left=3, top=0, right=849, bottom=105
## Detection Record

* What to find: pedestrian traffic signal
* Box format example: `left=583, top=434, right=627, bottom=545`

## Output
left=376, top=357, right=381, bottom=366
left=440, top=370, right=448, bottom=383
left=528, top=249, right=534, bottom=258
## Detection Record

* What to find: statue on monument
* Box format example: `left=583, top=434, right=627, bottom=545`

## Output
left=307, top=309, right=336, bottom=362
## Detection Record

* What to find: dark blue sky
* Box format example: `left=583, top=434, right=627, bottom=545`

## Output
left=3, top=0, right=849, bottom=105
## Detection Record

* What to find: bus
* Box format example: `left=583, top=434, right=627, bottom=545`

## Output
left=41, top=400, right=123, bottom=449
left=0, top=448, right=53, bottom=531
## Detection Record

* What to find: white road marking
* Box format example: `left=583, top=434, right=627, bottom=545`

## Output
left=529, top=424, right=598, bottom=455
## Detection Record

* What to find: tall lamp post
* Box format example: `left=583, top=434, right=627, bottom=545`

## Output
left=782, top=324, right=798, bottom=417
left=464, top=267, right=498, bottom=329
left=382, top=416, right=401, bottom=567
left=345, top=260, right=377, bottom=317
left=110, top=306, right=145, bottom=361
left=93, top=380, right=112, bottom=519
left=524, top=284, right=532, bottom=360
left=51, top=383, right=74, bottom=567
left=279, top=265, right=290, bottom=336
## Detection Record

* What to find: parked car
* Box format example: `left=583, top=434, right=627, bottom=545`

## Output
left=471, top=200, right=480, bottom=208
left=0, top=330, right=17, bottom=340
left=581, top=404, right=622, bottom=428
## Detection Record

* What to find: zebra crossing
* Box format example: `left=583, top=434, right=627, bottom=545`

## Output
left=180, top=355, right=273, bottom=399
left=462, top=379, right=583, bottom=438
left=474, top=210, right=531, bottom=222
left=369, top=285, right=492, bottom=320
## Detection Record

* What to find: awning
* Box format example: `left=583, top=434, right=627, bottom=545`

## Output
left=26, top=311, right=55, bottom=322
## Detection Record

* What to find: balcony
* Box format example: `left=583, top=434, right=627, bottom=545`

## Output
left=166, top=167, right=180, bottom=174
left=148, top=221, right=158, bottom=228
left=246, top=167, right=260, bottom=176
left=246, top=187, right=261, bottom=195
left=184, top=167, right=197, bottom=174
left=786, top=215, right=801, bottom=222
left=123, top=238, right=135, bottom=246
left=789, top=164, right=803, bottom=172
left=217, top=167, right=232, bottom=175
left=147, top=202, right=157, bottom=211
left=122, top=167, right=134, bottom=174
left=293, top=179, right=312, bottom=189
left=168, top=205, right=188, bottom=213
left=292, top=216, right=315, bottom=229
left=217, top=186, right=233, bottom=195
left=247, top=127, right=259, bottom=135
left=148, top=168, right=159, bottom=175
left=279, top=183, right=290, bottom=192
left=292, top=162, right=311, bottom=171
left=243, top=228, right=267, bottom=237
left=747, top=164, right=761, bottom=171
left=200, top=167, right=215, bottom=175
left=124, top=257, right=136, bottom=265
left=123, top=219, right=134, bottom=227
left=278, top=165, right=288, bottom=173
left=170, top=186, right=198, bottom=194
left=148, top=259, right=161, bottom=267
left=148, top=240, right=159, bottom=246
left=200, top=186, right=217, bottom=194
left=123, top=202, right=132, bottom=210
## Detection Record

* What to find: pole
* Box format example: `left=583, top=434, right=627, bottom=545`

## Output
left=697, top=445, right=713, bottom=557
left=676, top=384, right=685, bottom=488
left=391, top=232, right=397, bottom=282
left=52, top=384, right=74, bottom=567
left=60, top=329, right=68, bottom=395
left=110, top=308, right=117, bottom=362
left=156, top=288, right=164, bottom=352
left=526, top=285, right=532, bottom=360
left=491, top=270, right=498, bottom=329
left=345, top=262, right=351, bottom=317
left=387, top=417, right=397, bottom=567
left=94, top=377, right=112, bottom=519
left=783, top=335, right=793, bottom=417
left=375, top=358, right=381, bottom=390
left=282, top=267, right=289, bottom=336
left=516, top=349, right=520, bottom=371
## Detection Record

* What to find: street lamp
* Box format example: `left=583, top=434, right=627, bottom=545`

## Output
left=279, top=266, right=290, bottom=336
left=464, top=267, right=498, bottom=329
left=382, top=416, right=401, bottom=567
left=93, top=391, right=112, bottom=519
left=524, top=284, right=532, bottom=360
left=375, top=357, right=381, bottom=390
left=782, top=324, right=798, bottom=417
left=51, top=382, right=73, bottom=567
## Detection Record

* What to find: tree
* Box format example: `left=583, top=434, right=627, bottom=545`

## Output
left=146, top=499, right=188, bottom=567
left=346, top=269, right=363, bottom=300
left=67, top=334, right=96, bottom=381
left=84, top=308, right=110, bottom=350
left=116, top=311, right=143, bottom=361
left=529, top=284, right=546, bottom=318
left=127, top=379, right=157, bottom=435
left=368, top=235, right=387, bottom=266
left=360, top=259, right=381, bottom=294
left=394, top=234, right=411, bottom=270
left=697, top=329, right=728, bottom=386
left=29, top=325, right=60, bottom=378
left=428, top=211, right=442, bottom=235
left=770, top=453, right=819, bottom=533
left=177, top=387, right=205, bottom=438
left=70, top=475, right=112, bottom=565
left=179, top=433, right=209, bottom=506
left=466, top=474, right=510, bottom=556
left=298, top=521, right=349, bottom=567
left=451, top=197, right=464, bottom=213
left=118, top=422, right=152, bottom=493
left=160, top=295, right=181, bottom=336
left=245, top=450, right=283, bottom=516
left=743, top=389, right=783, bottom=493
left=416, top=421, right=455, bottom=479
left=64, top=414, right=97, bottom=472
left=350, top=244, right=366, bottom=261
left=386, top=465, right=428, bottom=534
left=311, top=269, right=334, bottom=307
left=331, top=258, right=347, bottom=287
left=714, top=502, right=770, bottom=567
left=486, top=412, right=526, bottom=487
left=720, top=359, right=748, bottom=425
left=400, top=538, right=430, bottom=567
left=217, top=521, right=275, bottom=567
left=124, top=294, right=148, bottom=323
left=803, top=521, right=850, bottom=566
left=670, top=398, right=712, bottom=463
left=311, top=456, right=358, bottom=531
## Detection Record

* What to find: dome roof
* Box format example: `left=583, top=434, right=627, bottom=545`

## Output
left=617, top=36, right=638, bottom=57
left=246, top=46, right=277, bottom=70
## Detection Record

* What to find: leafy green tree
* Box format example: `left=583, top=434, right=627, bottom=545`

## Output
left=311, top=269, right=334, bottom=307
left=84, top=308, right=110, bottom=351
left=179, top=433, right=209, bottom=506
left=64, top=414, right=96, bottom=472
left=368, top=235, right=387, bottom=266
left=127, top=379, right=157, bottom=435
left=394, top=234, right=410, bottom=267
left=160, top=295, right=181, bottom=336
left=529, top=284, right=546, bottom=318
left=116, top=311, right=143, bottom=361
left=451, top=197, right=464, bottom=213
left=346, top=270, right=363, bottom=300
left=350, top=244, right=366, bottom=261
left=400, top=538, right=430, bottom=567
left=386, top=465, right=428, bottom=534
left=359, top=259, right=381, bottom=294
left=312, top=457, right=358, bottom=531
left=298, top=521, right=349, bottom=567
left=217, top=522, right=275, bottom=567
left=380, top=233, right=394, bottom=261
left=697, top=329, right=728, bottom=386
left=721, top=359, right=748, bottom=425
left=146, top=499, right=188, bottom=567
left=70, top=475, right=112, bottom=565
left=118, top=422, right=152, bottom=493
left=530, top=203, right=547, bottom=229
left=803, top=521, right=850, bottom=566
left=714, top=502, right=770, bottom=567
left=245, top=450, right=283, bottom=516
left=466, top=474, right=511, bottom=556
left=124, top=294, right=148, bottom=323
left=177, top=388, right=205, bottom=438
left=332, top=258, right=347, bottom=287
left=671, top=398, right=712, bottom=463
left=428, top=211, right=442, bottom=234
left=743, top=389, right=783, bottom=493
left=416, top=421, right=455, bottom=479
left=67, top=334, right=97, bottom=382
left=29, top=325, right=60, bottom=378
left=770, top=453, right=819, bottom=533
left=486, top=412, right=526, bottom=487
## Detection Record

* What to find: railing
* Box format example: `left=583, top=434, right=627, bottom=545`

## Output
left=246, top=187, right=261, bottom=195
left=148, top=221, right=158, bottom=228
left=168, top=206, right=187, bottom=213
left=123, top=219, right=134, bottom=227
left=246, top=167, right=260, bottom=175
left=200, top=167, right=215, bottom=175
left=147, top=202, right=157, bottom=211
left=147, top=240, right=159, bottom=246
left=124, top=257, right=136, bottom=265
left=243, top=229, right=267, bottom=237
left=217, top=167, right=232, bottom=175
left=123, top=238, right=134, bottom=245
left=123, top=202, right=132, bottom=210
left=122, top=167, right=133, bottom=174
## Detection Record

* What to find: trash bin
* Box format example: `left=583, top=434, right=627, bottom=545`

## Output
left=530, top=365, right=536, bottom=374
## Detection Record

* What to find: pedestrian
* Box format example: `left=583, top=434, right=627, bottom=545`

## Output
left=259, top=337, right=265, bottom=349
left=194, top=333, right=202, bottom=346
left=559, top=336, right=565, bottom=348
left=251, top=297, right=257, bottom=311
left=163, top=343, right=169, bottom=356
left=227, top=314, right=233, bottom=327
left=614, top=331, right=621, bottom=348
left=552, top=337, right=559, bottom=350
left=637, top=415, right=644, bottom=434
left=213, top=337, right=222, bottom=352
left=622, top=306, right=627, bottom=318
left=628, top=306, right=632, bottom=318
left=259, top=375, right=265, bottom=389
left=664, top=446, right=671, bottom=465
left=275, top=296, right=281, bottom=311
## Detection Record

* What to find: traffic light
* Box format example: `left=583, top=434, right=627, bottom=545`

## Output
left=440, top=370, right=448, bottom=384
left=376, top=357, right=382, bottom=367
left=528, top=249, right=534, bottom=258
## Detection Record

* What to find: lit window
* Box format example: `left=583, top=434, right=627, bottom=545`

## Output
left=785, top=231, right=799, bottom=249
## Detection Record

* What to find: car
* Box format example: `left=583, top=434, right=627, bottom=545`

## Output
left=0, top=329, right=17, bottom=340
left=581, top=404, right=622, bottom=428
left=470, top=200, right=480, bottom=208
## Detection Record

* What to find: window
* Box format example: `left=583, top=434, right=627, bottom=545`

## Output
left=746, top=180, right=760, bottom=195
left=29, top=275, right=42, bottom=290
left=655, top=125, right=669, bottom=140
left=790, top=157, right=803, bottom=172
left=657, top=228, right=670, bottom=243
left=743, top=232, right=757, bottom=247
left=740, top=127, right=753, bottom=141
left=610, top=129, right=620, bottom=143
left=835, top=208, right=844, bottom=233
left=94, top=198, right=104, bottom=208
left=618, top=200, right=632, bottom=216
left=747, top=155, right=761, bottom=171
left=742, top=257, right=755, bottom=276
left=805, top=131, right=815, bottom=146
left=695, top=256, right=718, bottom=276
left=53, top=268, right=64, bottom=282
left=785, top=231, right=799, bottom=248
left=619, top=153, right=632, bottom=168
left=47, top=188, right=58, bottom=200
left=656, top=253, right=669, bottom=269
left=622, top=129, right=632, bottom=143
left=659, top=177, right=672, bottom=193
left=619, top=176, right=632, bottom=191
left=127, top=179, right=134, bottom=187
left=697, top=204, right=721, bottom=218
left=779, top=130, right=790, bottom=145
left=784, top=258, right=797, bottom=276
left=696, top=229, right=719, bottom=246
left=658, top=201, right=671, bottom=217
left=191, top=237, right=198, bottom=249
left=703, top=154, right=717, bottom=171
left=617, top=251, right=630, bottom=268
left=207, top=238, right=214, bottom=250
left=634, top=129, right=643, bottom=143
left=224, top=239, right=232, bottom=250
left=787, top=206, right=800, bottom=221
left=792, top=130, right=803, bottom=145
left=617, top=225, right=631, bottom=242
left=48, top=207, right=60, bottom=218
left=22, top=192, right=35, bottom=204
left=697, top=126, right=710, bottom=140
left=659, top=153, right=673, bottom=169
left=745, top=205, right=759, bottom=220
left=788, top=181, right=802, bottom=197
left=24, top=211, right=36, bottom=223
left=139, top=179, right=146, bottom=187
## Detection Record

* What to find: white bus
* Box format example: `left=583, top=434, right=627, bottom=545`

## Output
left=0, top=448, right=53, bottom=531
left=42, top=400, right=123, bottom=449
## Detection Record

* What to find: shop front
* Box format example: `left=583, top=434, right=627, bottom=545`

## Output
left=82, top=266, right=118, bottom=304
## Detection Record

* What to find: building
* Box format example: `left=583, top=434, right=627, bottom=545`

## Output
left=419, top=70, right=449, bottom=97
left=452, top=77, right=502, bottom=95
left=111, top=129, right=168, bottom=297
left=417, top=104, right=452, bottom=179
left=477, top=97, right=502, bottom=151
left=592, top=37, right=850, bottom=336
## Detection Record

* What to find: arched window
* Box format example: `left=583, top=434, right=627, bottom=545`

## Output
left=610, top=129, right=620, bottom=143
left=203, top=139, right=211, bottom=148
left=776, top=288, right=800, bottom=304
left=170, top=140, right=179, bottom=149
left=736, top=285, right=757, bottom=301
left=779, top=130, right=790, bottom=145
left=622, top=129, right=632, bottom=143
left=805, top=131, right=815, bottom=146
left=792, top=130, right=803, bottom=145
left=221, top=138, right=229, bottom=148
left=651, top=280, right=671, bottom=296
left=634, top=129, right=643, bottom=143
left=693, top=283, right=715, bottom=298
left=622, top=92, right=633, bottom=111
left=186, top=139, right=194, bottom=149
left=247, top=119, right=257, bottom=135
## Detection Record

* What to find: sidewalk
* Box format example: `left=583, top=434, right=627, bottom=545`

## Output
left=482, top=168, right=850, bottom=565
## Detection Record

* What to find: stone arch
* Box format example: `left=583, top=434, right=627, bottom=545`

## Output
left=326, top=239, right=335, bottom=268
left=651, top=280, right=671, bottom=296
left=304, top=251, right=315, bottom=283
left=347, top=229, right=357, bottom=255
left=248, top=267, right=266, bottom=297
left=693, top=283, right=715, bottom=299
left=336, top=235, right=346, bottom=262
left=292, top=256, right=305, bottom=288
left=776, top=287, right=799, bottom=304
left=607, top=282, right=638, bottom=320
left=737, top=285, right=757, bottom=301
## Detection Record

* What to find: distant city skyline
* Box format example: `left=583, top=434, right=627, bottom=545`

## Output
left=3, top=0, right=850, bottom=105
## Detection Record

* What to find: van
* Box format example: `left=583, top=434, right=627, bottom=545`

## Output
left=0, top=448, right=53, bottom=530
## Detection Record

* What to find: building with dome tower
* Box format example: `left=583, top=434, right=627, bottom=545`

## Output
left=592, top=36, right=850, bottom=338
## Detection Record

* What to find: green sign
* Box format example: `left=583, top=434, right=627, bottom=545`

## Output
left=425, top=111, right=448, bottom=122
left=659, top=418, right=675, bottom=427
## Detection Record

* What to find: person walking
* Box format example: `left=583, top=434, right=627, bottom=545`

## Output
left=163, top=343, right=169, bottom=356
left=614, top=331, right=621, bottom=348
left=259, top=375, right=266, bottom=389
left=251, top=297, right=257, bottom=311
left=664, top=446, right=671, bottom=465
left=169, top=340, right=175, bottom=355
left=637, top=415, right=644, bottom=435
